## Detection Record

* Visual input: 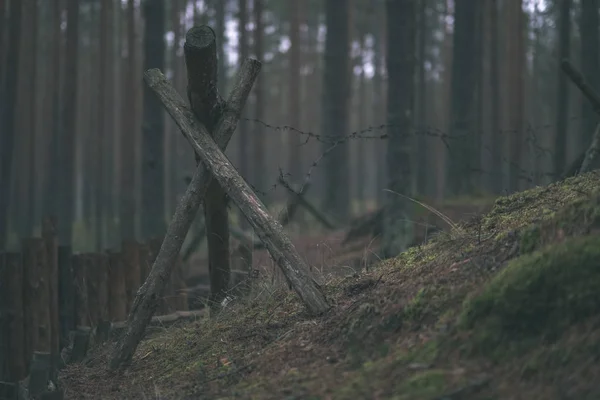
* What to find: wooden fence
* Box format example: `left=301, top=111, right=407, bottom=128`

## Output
left=0, top=218, right=189, bottom=398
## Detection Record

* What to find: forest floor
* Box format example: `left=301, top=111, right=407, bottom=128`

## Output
left=60, top=171, right=600, bottom=399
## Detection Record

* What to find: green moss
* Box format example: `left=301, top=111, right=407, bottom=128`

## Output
left=459, top=235, right=600, bottom=356
left=395, top=370, right=448, bottom=399
left=519, top=225, right=540, bottom=254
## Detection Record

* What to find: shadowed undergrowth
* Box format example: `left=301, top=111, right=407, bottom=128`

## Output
left=60, top=171, right=600, bottom=399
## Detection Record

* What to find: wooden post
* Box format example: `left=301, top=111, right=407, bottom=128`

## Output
left=0, top=252, right=26, bottom=381
left=107, top=251, right=127, bottom=322
left=109, top=42, right=261, bottom=369
left=87, top=253, right=108, bottom=328
left=22, top=238, right=52, bottom=362
left=144, top=70, right=330, bottom=315
left=71, top=254, right=90, bottom=327
left=57, top=245, right=73, bottom=348
left=145, top=237, right=169, bottom=314
left=185, top=26, right=232, bottom=310
left=122, top=240, right=140, bottom=313
left=138, top=242, right=151, bottom=283
left=41, top=217, right=60, bottom=357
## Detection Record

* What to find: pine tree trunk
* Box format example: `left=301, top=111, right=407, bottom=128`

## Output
left=322, top=0, right=350, bottom=221
left=580, top=0, right=599, bottom=150
left=141, top=0, right=166, bottom=239
left=554, top=0, right=571, bottom=177
left=382, top=0, right=416, bottom=257
left=120, top=0, right=137, bottom=241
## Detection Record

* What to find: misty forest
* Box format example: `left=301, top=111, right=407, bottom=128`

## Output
left=2, top=0, right=600, bottom=399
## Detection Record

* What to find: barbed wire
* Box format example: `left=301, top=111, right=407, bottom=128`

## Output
left=237, top=114, right=588, bottom=198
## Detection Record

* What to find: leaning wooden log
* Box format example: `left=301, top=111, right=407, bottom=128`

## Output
left=144, top=70, right=330, bottom=314
left=278, top=177, right=337, bottom=230
left=108, top=56, right=261, bottom=370
left=580, top=123, right=600, bottom=174
left=0, top=252, right=26, bottom=381
left=561, top=59, right=600, bottom=117
left=561, top=59, right=600, bottom=175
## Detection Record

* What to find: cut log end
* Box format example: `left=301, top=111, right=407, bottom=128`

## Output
left=185, top=25, right=216, bottom=49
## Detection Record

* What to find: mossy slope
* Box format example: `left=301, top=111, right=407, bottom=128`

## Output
left=60, top=171, right=600, bottom=399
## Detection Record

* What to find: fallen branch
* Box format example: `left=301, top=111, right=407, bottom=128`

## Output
left=143, top=70, right=330, bottom=315
left=561, top=59, right=600, bottom=117
left=561, top=59, right=600, bottom=175
left=108, top=58, right=261, bottom=370
left=579, top=123, right=600, bottom=174
left=278, top=177, right=337, bottom=230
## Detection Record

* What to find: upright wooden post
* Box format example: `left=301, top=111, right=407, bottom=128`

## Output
left=57, top=245, right=73, bottom=347
left=22, top=238, right=52, bottom=363
left=109, top=37, right=261, bottom=369
left=122, top=240, right=140, bottom=313
left=71, top=254, right=90, bottom=327
left=42, top=217, right=60, bottom=356
left=87, top=253, right=109, bottom=328
left=0, top=252, right=26, bottom=381
left=107, top=251, right=127, bottom=322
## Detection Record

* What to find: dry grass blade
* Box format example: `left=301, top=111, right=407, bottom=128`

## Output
left=383, top=189, right=464, bottom=235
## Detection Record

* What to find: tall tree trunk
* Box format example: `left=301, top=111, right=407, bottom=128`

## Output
left=372, top=4, right=386, bottom=207
left=503, top=0, right=525, bottom=192
left=383, top=0, right=416, bottom=257
left=120, top=0, right=137, bottom=241
left=416, top=0, right=428, bottom=197
left=554, top=0, right=571, bottom=177
left=43, top=0, right=63, bottom=222
left=253, top=0, right=267, bottom=196
left=580, top=0, right=599, bottom=150
left=446, top=0, right=479, bottom=196
left=141, top=0, right=166, bottom=240
left=322, top=0, right=350, bottom=220
left=0, top=0, right=23, bottom=247
left=97, top=0, right=115, bottom=250
left=237, top=0, right=250, bottom=183
left=288, top=0, right=303, bottom=183
left=21, top=0, right=39, bottom=237
left=488, top=0, right=502, bottom=193
left=216, top=0, right=227, bottom=95
left=53, top=0, right=79, bottom=246
left=0, top=0, right=6, bottom=86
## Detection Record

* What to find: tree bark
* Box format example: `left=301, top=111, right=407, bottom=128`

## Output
left=56, top=0, right=80, bottom=246
left=120, top=0, right=137, bottom=242
left=0, top=252, right=26, bottom=381
left=382, top=0, right=416, bottom=257
left=0, top=0, right=23, bottom=247
left=142, top=0, right=166, bottom=239
left=109, top=55, right=262, bottom=370
left=252, top=0, right=267, bottom=197
left=488, top=0, right=502, bottom=193
left=288, top=0, right=303, bottom=183
left=580, top=0, right=599, bottom=150
left=322, top=0, right=350, bottom=220
left=184, top=26, right=231, bottom=308
left=143, top=67, right=330, bottom=312
left=446, top=0, right=479, bottom=195
left=554, top=0, right=571, bottom=177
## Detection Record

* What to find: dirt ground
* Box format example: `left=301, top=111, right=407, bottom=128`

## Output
left=60, top=171, right=600, bottom=399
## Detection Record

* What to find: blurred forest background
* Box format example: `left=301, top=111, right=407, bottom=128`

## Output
left=0, top=0, right=597, bottom=256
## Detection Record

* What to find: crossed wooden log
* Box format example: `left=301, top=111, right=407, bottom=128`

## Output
left=109, top=26, right=329, bottom=370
